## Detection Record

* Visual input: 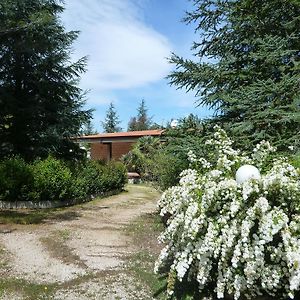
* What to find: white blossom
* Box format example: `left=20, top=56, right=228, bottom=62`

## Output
left=156, top=126, right=300, bottom=299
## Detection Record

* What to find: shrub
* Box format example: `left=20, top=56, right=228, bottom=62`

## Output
left=147, top=152, right=185, bottom=190
left=68, top=162, right=90, bottom=200
left=94, top=161, right=127, bottom=193
left=122, top=149, right=145, bottom=174
left=292, top=152, right=300, bottom=169
left=122, top=134, right=202, bottom=190
left=32, top=156, right=72, bottom=201
left=122, top=136, right=161, bottom=176
left=105, top=161, right=128, bottom=191
left=72, top=160, right=127, bottom=199
left=155, top=126, right=300, bottom=300
left=0, top=157, right=34, bottom=201
left=142, top=135, right=206, bottom=190
left=73, top=160, right=102, bottom=197
left=0, top=156, right=127, bottom=203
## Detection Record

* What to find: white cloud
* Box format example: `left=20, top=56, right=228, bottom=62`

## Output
left=62, top=0, right=172, bottom=103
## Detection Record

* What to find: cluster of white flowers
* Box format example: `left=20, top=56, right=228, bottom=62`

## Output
left=155, top=126, right=300, bottom=299
left=252, top=140, right=276, bottom=167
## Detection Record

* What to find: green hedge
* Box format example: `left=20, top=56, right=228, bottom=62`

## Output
left=71, top=160, right=127, bottom=199
left=0, top=157, right=127, bottom=202
left=0, top=157, right=33, bottom=201
left=32, top=157, right=72, bottom=201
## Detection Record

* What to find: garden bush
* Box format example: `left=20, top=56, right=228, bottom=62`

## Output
left=155, top=126, right=300, bottom=299
left=32, top=156, right=72, bottom=201
left=102, top=161, right=128, bottom=192
left=122, top=149, right=145, bottom=174
left=0, top=156, right=127, bottom=203
left=147, top=152, right=185, bottom=191
left=0, top=157, right=34, bottom=201
left=74, top=160, right=103, bottom=197
left=292, top=152, right=300, bottom=169
left=73, top=160, right=127, bottom=198
left=121, top=116, right=214, bottom=190
left=122, top=136, right=161, bottom=177
left=154, top=135, right=206, bottom=190
left=121, top=133, right=203, bottom=190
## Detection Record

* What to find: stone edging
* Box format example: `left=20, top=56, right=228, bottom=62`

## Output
left=0, top=189, right=122, bottom=209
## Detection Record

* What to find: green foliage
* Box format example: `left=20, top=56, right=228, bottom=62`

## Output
left=135, top=136, right=161, bottom=154
left=70, top=160, right=127, bottom=199
left=122, top=136, right=161, bottom=176
left=155, top=128, right=300, bottom=299
left=122, top=149, right=145, bottom=174
left=105, top=161, right=128, bottom=191
left=101, top=102, right=122, bottom=133
left=292, top=152, right=300, bottom=169
left=168, top=0, right=300, bottom=151
left=172, top=114, right=204, bottom=135
left=32, top=156, right=72, bottom=201
left=0, top=157, right=33, bottom=201
left=147, top=116, right=212, bottom=190
left=69, top=161, right=97, bottom=199
left=153, top=136, right=205, bottom=190
left=147, top=152, right=184, bottom=191
left=127, top=99, right=154, bottom=131
left=0, top=157, right=127, bottom=202
left=0, top=0, right=92, bottom=160
left=123, top=116, right=213, bottom=190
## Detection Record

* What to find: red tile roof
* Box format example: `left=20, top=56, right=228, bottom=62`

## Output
left=78, top=129, right=164, bottom=139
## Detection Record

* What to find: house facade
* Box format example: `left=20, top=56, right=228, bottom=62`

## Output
left=76, top=129, right=164, bottom=161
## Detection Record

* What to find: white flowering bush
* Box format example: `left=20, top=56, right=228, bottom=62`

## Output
left=155, top=126, right=300, bottom=299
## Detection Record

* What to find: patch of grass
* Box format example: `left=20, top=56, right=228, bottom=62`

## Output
left=128, top=250, right=167, bottom=299
left=126, top=213, right=164, bottom=251
left=0, top=243, right=8, bottom=271
left=0, top=210, right=51, bottom=225
left=57, top=228, right=71, bottom=241
left=40, top=230, right=87, bottom=269
left=0, top=272, right=102, bottom=300
left=0, top=277, right=58, bottom=300
left=56, top=272, right=97, bottom=290
left=125, top=212, right=167, bottom=299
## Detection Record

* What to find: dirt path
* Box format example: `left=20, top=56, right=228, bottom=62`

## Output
left=0, top=185, right=162, bottom=299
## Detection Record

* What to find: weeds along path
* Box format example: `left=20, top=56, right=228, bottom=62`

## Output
left=0, top=184, right=162, bottom=300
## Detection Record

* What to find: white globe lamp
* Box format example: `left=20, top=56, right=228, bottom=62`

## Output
left=86, top=151, right=91, bottom=159
left=235, top=165, right=261, bottom=184
left=170, top=119, right=178, bottom=128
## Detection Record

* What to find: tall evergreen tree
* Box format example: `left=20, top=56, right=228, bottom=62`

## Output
left=168, top=0, right=300, bottom=150
left=0, top=0, right=92, bottom=160
left=101, top=102, right=121, bottom=133
left=128, top=99, right=153, bottom=131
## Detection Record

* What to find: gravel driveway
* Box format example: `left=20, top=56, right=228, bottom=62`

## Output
left=0, top=185, right=161, bottom=299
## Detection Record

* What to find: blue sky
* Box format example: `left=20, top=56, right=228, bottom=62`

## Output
left=62, top=0, right=213, bottom=132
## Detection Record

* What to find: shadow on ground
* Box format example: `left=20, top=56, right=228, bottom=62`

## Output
left=0, top=209, right=81, bottom=225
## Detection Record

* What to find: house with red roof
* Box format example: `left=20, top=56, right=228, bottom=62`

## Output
left=76, top=129, right=164, bottom=161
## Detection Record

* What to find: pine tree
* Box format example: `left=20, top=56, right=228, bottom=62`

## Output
left=0, top=0, right=92, bottom=160
left=127, top=99, right=153, bottom=131
left=168, top=0, right=300, bottom=150
left=101, top=102, right=121, bottom=133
